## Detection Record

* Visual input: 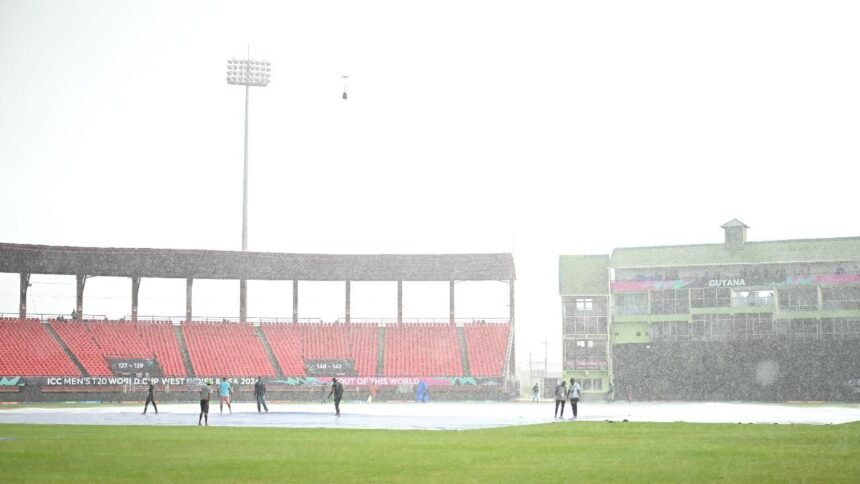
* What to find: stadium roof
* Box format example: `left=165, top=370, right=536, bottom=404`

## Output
left=559, top=255, right=609, bottom=295
left=610, top=237, right=860, bottom=269
left=0, top=243, right=515, bottom=281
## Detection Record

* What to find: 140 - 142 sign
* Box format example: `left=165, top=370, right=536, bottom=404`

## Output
left=305, top=359, right=356, bottom=377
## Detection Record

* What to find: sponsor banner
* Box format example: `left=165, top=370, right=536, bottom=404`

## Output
left=612, top=272, right=860, bottom=292
left=611, top=280, right=690, bottom=292
left=816, top=274, right=860, bottom=285
left=272, top=376, right=501, bottom=386
left=0, top=377, right=24, bottom=387
left=10, top=375, right=504, bottom=387
left=38, top=376, right=218, bottom=387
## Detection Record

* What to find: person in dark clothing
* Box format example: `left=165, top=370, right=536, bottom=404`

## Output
left=327, top=377, right=344, bottom=416
left=254, top=377, right=269, bottom=413
left=143, top=381, right=158, bottom=414
left=554, top=381, right=567, bottom=419
left=531, top=383, right=540, bottom=402
left=198, top=381, right=213, bottom=426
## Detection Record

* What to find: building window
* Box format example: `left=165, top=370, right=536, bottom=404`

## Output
left=576, top=298, right=593, bottom=311
left=650, top=289, right=689, bottom=315
left=651, top=321, right=691, bottom=341
left=821, top=287, right=860, bottom=310
left=774, top=318, right=819, bottom=340
left=820, top=318, right=860, bottom=340
left=690, top=287, right=731, bottom=308
left=564, top=316, right=607, bottom=335
left=563, top=296, right=608, bottom=335
left=711, top=317, right=732, bottom=337
left=563, top=340, right=607, bottom=370
left=821, top=318, right=835, bottom=337
left=732, top=289, right=774, bottom=308
left=778, top=287, right=818, bottom=311
left=691, top=313, right=772, bottom=340
left=614, top=293, right=648, bottom=315
left=732, top=316, right=753, bottom=337
left=752, top=313, right=774, bottom=336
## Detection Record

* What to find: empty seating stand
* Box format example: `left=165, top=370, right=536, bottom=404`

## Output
left=463, top=322, right=510, bottom=377
left=50, top=320, right=185, bottom=376
left=259, top=323, right=304, bottom=376
left=3, top=318, right=506, bottom=380
left=383, top=323, right=462, bottom=377
left=0, top=318, right=79, bottom=376
left=182, top=322, right=275, bottom=377
left=261, top=322, right=378, bottom=377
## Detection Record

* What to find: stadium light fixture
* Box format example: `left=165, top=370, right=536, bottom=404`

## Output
left=227, top=54, right=271, bottom=323
left=225, top=56, right=272, bottom=251
left=226, top=58, right=272, bottom=88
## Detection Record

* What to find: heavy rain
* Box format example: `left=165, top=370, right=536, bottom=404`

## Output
left=1, top=1, right=859, bottom=482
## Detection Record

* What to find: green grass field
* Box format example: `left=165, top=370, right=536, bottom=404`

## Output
left=1, top=422, right=858, bottom=483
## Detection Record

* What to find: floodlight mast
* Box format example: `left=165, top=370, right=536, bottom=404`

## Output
left=226, top=56, right=271, bottom=322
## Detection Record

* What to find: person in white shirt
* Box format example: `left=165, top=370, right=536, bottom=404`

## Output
left=568, top=378, right=582, bottom=420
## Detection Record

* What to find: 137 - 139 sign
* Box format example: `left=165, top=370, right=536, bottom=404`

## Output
left=108, top=358, right=161, bottom=376
left=305, top=359, right=356, bottom=377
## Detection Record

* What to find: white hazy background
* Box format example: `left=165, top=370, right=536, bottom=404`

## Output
left=1, top=0, right=859, bottom=372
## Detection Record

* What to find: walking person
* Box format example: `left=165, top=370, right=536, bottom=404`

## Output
left=218, top=377, right=232, bottom=415
left=198, top=380, right=213, bottom=426
left=142, top=380, right=158, bottom=415
left=327, top=377, right=344, bottom=416
left=368, top=383, right=377, bottom=404
left=254, top=377, right=269, bottom=413
left=568, top=378, right=582, bottom=420
left=607, top=381, right=615, bottom=404
left=554, top=380, right=567, bottom=419
left=531, top=383, right=539, bottom=402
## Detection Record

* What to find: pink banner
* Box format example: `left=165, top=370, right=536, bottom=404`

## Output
left=816, top=274, right=860, bottom=285
left=318, top=377, right=458, bottom=386
left=611, top=280, right=691, bottom=292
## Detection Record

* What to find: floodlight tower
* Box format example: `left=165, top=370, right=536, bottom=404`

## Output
left=226, top=55, right=271, bottom=322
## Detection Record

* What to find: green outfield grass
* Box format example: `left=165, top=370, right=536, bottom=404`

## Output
left=1, top=422, right=858, bottom=483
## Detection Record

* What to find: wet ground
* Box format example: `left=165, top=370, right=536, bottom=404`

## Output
left=1, top=400, right=858, bottom=430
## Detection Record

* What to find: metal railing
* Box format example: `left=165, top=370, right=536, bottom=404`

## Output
left=1, top=312, right=108, bottom=321
left=0, top=313, right=512, bottom=327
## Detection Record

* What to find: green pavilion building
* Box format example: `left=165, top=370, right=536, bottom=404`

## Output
left=559, top=220, right=860, bottom=401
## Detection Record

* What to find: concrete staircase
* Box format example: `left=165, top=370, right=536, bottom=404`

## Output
left=173, top=325, right=195, bottom=377
left=255, top=325, right=284, bottom=378
left=456, top=326, right=471, bottom=377
left=44, top=322, right=89, bottom=377
left=376, top=325, right=386, bottom=376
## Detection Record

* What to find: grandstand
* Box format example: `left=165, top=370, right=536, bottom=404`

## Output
left=0, top=318, right=79, bottom=377
left=0, top=318, right=513, bottom=402
left=50, top=320, right=185, bottom=376
left=559, top=220, right=860, bottom=401
left=182, top=321, right=276, bottom=377
left=0, top=243, right=516, bottom=401
left=464, top=322, right=511, bottom=377
left=0, top=319, right=510, bottom=378
left=293, top=322, right=378, bottom=377
left=384, top=323, right=462, bottom=377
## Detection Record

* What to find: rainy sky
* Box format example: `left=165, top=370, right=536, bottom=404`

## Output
left=1, top=0, right=859, bottom=370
